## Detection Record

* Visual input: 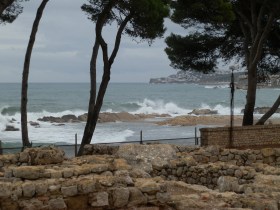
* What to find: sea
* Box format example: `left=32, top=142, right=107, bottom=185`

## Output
left=0, top=83, right=279, bottom=148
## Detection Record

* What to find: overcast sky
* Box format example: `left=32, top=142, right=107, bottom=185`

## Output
left=0, top=0, right=186, bottom=83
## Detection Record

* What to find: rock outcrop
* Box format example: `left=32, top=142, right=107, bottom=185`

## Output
left=37, top=112, right=171, bottom=124
left=188, top=109, right=218, bottom=115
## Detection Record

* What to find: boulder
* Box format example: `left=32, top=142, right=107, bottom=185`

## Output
left=189, top=109, right=218, bottom=115
left=98, top=112, right=139, bottom=123
left=78, top=113, right=88, bottom=121
left=29, top=121, right=40, bottom=127
left=61, top=114, right=78, bottom=122
left=38, top=116, right=62, bottom=123
left=5, top=125, right=19, bottom=131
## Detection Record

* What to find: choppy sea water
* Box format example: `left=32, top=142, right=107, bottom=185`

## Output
left=0, top=83, right=279, bottom=146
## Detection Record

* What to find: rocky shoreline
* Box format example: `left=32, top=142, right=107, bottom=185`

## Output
left=4, top=108, right=280, bottom=132
left=1, top=144, right=280, bottom=209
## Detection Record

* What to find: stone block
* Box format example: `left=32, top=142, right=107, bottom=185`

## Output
left=77, top=179, right=96, bottom=194
left=61, top=185, right=78, bottom=197
left=128, top=187, right=147, bottom=207
left=19, top=151, right=29, bottom=163
left=24, top=146, right=64, bottom=165
left=0, top=182, right=12, bottom=197
left=90, top=192, right=109, bottom=207
left=35, top=182, right=48, bottom=196
left=22, top=182, right=35, bottom=197
left=13, top=166, right=43, bottom=180
left=111, top=187, right=130, bottom=208
left=62, top=169, right=73, bottom=178
left=261, top=148, right=275, bottom=157
left=114, top=159, right=132, bottom=170
left=48, top=198, right=67, bottom=210
left=137, top=180, right=160, bottom=195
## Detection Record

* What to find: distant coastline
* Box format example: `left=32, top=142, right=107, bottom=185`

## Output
left=149, top=70, right=280, bottom=89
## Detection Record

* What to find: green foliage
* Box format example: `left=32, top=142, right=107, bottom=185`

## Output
left=0, top=0, right=28, bottom=24
left=165, top=0, right=280, bottom=75
left=165, top=33, right=222, bottom=73
left=81, top=0, right=170, bottom=42
left=171, top=0, right=235, bottom=28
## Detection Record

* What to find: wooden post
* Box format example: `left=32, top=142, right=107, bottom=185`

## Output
left=75, top=133, right=78, bottom=157
left=140, top=130, right=143, bottom=144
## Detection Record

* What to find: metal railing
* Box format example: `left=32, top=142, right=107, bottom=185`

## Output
left=0, top=130, right=201, bottom=157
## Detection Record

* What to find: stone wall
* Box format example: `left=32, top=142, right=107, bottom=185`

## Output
left=2, top=144, right=280, bottom=209
left=200, top=124, right=280, bottom=148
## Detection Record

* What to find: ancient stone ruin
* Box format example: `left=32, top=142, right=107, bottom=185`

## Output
left=1, top=144, right=280, bottom=209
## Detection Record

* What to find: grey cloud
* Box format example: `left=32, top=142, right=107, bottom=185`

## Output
left=0, top=0, right=179, bottom=83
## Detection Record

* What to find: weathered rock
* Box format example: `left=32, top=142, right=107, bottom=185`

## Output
left=77, top=113, right=87, bottom=121
left=35, top=182, right=48, bottom=196
left=13, top=166, right=43, bottom=179
left=217, top=176, right=240, bottom=193
left=22, top=182, right=35, bottom=197
left=61, top=114, right=78, bottom=123
left=116, top=144, right=176, bottom=173
left=29, top=121, right=40, bottom=127
left=90, top=192, right=109, bottom=207
left=24, top=146, right=64, bottom=165
left=128, top=187, right=147, bottom=207
left=48, top=198, right=67, bottom=210
left=0, top=182, right=12, bottom=197
left=77, top=179, right=96, bottom=194
left=5, top=125, right=19, bottom=131
left=136, top=180, right=161, bottom=195
left=189, top=109, right=218, bottom=115
left=114, top=158, right=132, bottom=170
left=111, top=187, right=130, bottom=208
left=61, top=185, right=78, bottom=197
left=261, top=148, right=275, bottom=157
left=38, top=116, right=62, bottom=123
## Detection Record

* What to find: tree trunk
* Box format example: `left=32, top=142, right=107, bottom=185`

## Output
left=0, top=0, right=14, bottom=15
left=256, top=95, right=280, bottom=125
left=78, top=39, right=99, bottom=156
left=78, top=4, right=131, bottom=155
left=242, top=65, right=257, bottom=125
left=21, top=0, right=48, bottom=147
left=78, top=65, right=111, bottom=156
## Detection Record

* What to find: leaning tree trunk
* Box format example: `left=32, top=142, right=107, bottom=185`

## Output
left=78, top=4, right=131, bottom=155
left=0, top=0, right=14, bottom=15
left=21, top=0, right=48, bottom=147
left=78, top=39, right=99, bottom=154
left=256, top=95, right=280, bottom=125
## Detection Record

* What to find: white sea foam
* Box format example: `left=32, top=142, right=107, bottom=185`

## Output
left=131, top=99, right=191, bottom=116
left=204, top=85, right=229, bottom=89
left=199, top=103, right=243, bottom=115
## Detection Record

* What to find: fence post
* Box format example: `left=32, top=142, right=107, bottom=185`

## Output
left=140, top=130, right=143, bottom=144
left=0, top=140, right=2, bottom=155
left=195, top=127, right=198, bottom=145
left=75, top=133, right=78, bottom=157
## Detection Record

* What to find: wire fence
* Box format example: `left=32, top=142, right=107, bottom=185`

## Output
left=0, top=130, right=201, bottom=157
